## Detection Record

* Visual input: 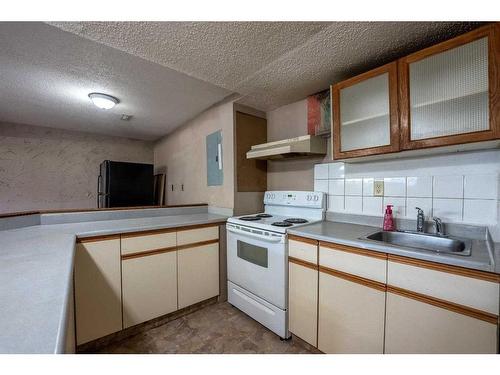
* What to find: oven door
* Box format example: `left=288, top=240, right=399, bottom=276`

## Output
left=227, top=223, right=287, bottom=309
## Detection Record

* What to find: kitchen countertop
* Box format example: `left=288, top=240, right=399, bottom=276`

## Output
left=0, top=211, right=227, bottom=354
left=289, top=221, right=499, bottom=275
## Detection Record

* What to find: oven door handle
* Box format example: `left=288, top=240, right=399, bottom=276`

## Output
left=227, top=226, right=284, bottom=243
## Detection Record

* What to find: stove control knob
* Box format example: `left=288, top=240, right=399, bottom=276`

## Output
left=314, top=195, right=319, bottom=201
left=306, top=195, right=312, bottom=201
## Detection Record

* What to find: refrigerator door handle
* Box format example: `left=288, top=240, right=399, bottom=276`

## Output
left=97, top=174, right=102, bottom=208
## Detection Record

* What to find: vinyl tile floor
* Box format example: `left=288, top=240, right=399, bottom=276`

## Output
left=94, top=302, right=316, bottom=354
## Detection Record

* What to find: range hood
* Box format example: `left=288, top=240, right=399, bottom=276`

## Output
left=246, top=135, right=327, bottom=160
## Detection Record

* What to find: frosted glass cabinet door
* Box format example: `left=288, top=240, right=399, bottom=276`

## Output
left=400, top=24, right=500, bottom=149
left=332, top=62, right=399, bottom=159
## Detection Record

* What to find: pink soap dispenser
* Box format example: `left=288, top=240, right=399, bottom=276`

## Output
left=383, top=205, right=395, bottom=231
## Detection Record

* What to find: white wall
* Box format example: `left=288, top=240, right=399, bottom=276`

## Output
left=154, top=100, right=235, bottom=211
left=0, top=122, right=154, bottom=213
left=313, top=150, right=500, bottom=240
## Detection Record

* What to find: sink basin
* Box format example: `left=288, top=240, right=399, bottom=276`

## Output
left=361, top=231, right=472, bottom=256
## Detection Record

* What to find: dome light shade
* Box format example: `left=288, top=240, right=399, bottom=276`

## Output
left=88, top=93, right=119, bottom=110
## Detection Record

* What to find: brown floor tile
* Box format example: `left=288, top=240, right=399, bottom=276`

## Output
left=95, top=302, right=315, bottom=354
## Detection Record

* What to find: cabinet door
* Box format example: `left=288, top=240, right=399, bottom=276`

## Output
left=332, top=62, right=399, bottom=159
left=122, top=250, right=178, bottom=328
left=288, top=260, right=318, bottom=346
left=318, top=270, right=385, bottom=353
left=385, top=291, right=498, bottom=354
left=400, top=24, right=500, bottom=150
left=178, top=242, right=219, bottom=309
left=74, top=237, right=122, bottom=345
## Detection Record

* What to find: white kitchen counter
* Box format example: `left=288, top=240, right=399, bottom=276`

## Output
left=0, top=207, right=227, bottom=354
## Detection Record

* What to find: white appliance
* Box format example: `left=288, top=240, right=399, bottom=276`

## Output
left=226, top=191, right=326, bottom=338
left=246, top=135, right=327, bottom=160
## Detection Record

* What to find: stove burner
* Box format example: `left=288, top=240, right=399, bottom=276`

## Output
left=239, top=216, right=261, bottom=221
left=256, top=213, right=273, bottom=218
left=284, top=218, right=309, bottom=224
left=271, top=221, right=293, bottom=227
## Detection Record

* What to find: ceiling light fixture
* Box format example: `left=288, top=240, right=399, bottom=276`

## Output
left=88, top=93, right=119, bottom=110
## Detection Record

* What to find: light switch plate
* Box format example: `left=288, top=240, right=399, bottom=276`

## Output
left=374, top=180, right=384, bottom=196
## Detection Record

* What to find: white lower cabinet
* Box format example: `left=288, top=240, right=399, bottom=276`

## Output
left=292, top=238, right=500, bottom=354
left=122, top=250, right=178, bottom=328
left=385, top=291, right=498, bottom=354
left=288, top=261, right=318, bottom=346
left=74, top=237, right=122, bottom=345
left=74, top=224, right=221, bottom=346
left=318, top=271, right=385, bottom=354
left=178, top=242, right=219, bottom=309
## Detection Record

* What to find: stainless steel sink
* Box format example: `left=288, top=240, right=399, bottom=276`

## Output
left=361, top=231, right=472, bottom=256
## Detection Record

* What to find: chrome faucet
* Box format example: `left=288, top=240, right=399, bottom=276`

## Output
left=415, top=207, right=424, bottom=232
left=432, top=217, right=445, bottom=236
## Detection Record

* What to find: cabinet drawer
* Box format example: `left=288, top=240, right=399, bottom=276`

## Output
left=319, top=242, right=386, bottom=283
left=289, top=236, right=318, bottom=264
left=387, top=257, right=500, bottom=315
left=121, top=230, right=176, bottom=255
left=177, top=225, right=219, bottom=246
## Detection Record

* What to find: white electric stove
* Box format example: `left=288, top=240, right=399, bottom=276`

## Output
left=226, top=191, right=325, bottom=338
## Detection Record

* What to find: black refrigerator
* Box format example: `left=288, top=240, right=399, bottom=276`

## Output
left=98, top=160, right=154, bottom=208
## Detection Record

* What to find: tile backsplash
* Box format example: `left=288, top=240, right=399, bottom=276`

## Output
left=314, top=157, right=500, bottom=226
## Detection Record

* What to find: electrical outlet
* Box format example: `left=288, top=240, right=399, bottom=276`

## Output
left=374, top=180, right=384, bottom=196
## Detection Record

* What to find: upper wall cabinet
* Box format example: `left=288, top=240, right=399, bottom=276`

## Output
left=332, top=62, right=400, bottom=159
left=399, top=24, right=500, bottom=150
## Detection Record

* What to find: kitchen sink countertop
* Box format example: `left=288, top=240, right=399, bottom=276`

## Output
left=0, top=210, right=228, bottom=354
left=288, top=221, right=499, bottom=274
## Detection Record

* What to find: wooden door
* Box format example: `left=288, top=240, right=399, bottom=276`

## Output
left=399, top=23, right=500, bottom=150
left=332, top=62, right=399, bottom=159
left=235, top=111, right=267, bottom=192
left=74, top=236, right=122, bottom=345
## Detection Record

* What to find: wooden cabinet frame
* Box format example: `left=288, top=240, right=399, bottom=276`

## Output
left=399, top=23, right=500, bottom=150
left=332, top=61, right=400, bottom=159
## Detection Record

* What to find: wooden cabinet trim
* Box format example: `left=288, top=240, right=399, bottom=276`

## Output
left=402, top=23, right=496, bottom=65
left=288, top=234, right=318, bottom=246
left=332, top=61, right=400, bottom=160
left=120, top=222, right=222, bottom=239
left=121, top=239, right=219, bottom=259
left=76, top=234, right=120, bottom=243
left=319, top=265, right=387, bottom=292
left=319, top=241, right=387, bottom=260
left=399, top=23, right=500, bottom=150
left=176, top=222, right=222, bottom=232
left=0, top=204, right=209, bottom=219
left=387, top=285, right=498, bottom=325
left=177, top=239, right=219, bottom=252
left=120, top=227, right=177, bottom=238
left=388, top=254, right=500, bottom=283
left=121, top=246, right=177, bottom=260
left=289, top=256, right=319, bottom=271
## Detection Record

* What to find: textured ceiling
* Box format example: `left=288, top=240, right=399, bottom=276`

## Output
left=0, top=22, right=232, bottom=140
left=1, top=22, right=484, bottom=140
left=49, top=21, right=483, bottom=111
